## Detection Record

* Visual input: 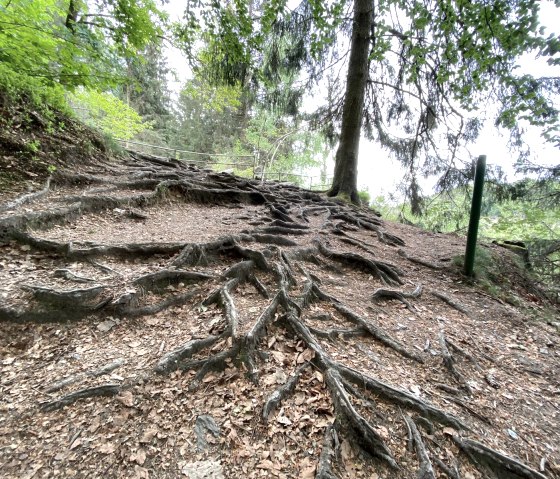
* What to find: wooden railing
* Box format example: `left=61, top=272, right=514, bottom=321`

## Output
left=115, top=138, right=332, bottom=190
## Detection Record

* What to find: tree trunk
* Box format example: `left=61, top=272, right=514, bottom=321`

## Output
left=328, top=0, right=373, bottom=203
left=65, top=0, right=78, bottom=33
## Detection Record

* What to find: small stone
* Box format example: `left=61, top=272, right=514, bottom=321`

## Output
left=194, top=415, right=220, bottom=452
left=97, top=320, right=117, bottom=332
left=181, top=460, right=224, bottom=479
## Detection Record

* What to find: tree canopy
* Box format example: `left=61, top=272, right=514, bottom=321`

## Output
left=1, top=0, right=558, bottom=205
left=177, top=0, right=560, bottom=204
left=0, top=0, right=165, bottom=99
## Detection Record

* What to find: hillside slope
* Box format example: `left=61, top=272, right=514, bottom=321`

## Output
left=0, top=131, right=559, bottom=479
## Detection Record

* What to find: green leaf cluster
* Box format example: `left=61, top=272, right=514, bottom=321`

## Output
left=69, top=89, right=149, bottom=140
left=0, top=0, right=164, bottom=106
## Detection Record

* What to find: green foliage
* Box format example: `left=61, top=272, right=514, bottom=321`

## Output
left=25, top=139, right=41, bottom=154
left=0, top=63, right=68, bottom=113
left=182, top=80, right=242, bottom=114
left=380, top=177, right=559, bottom=298
left=171, top=77, right=243, bottom=155
left=0, top=0, right=164, bottom=108
left=452, top=246, right=527, bottom=305
left=384, top=179, right=559, bottom=241
left=232, top=109, right=324, bottom=186
left=118, top=44, right=174, bottom=131
left=358, top=189, right=371, bottom=206
left=70, top=89, right=148, bottom=140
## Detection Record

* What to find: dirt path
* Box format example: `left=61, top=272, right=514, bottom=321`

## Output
left=1, top=152, right=558, bottom=479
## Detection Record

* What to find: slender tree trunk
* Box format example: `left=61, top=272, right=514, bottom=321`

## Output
left=65, top=0, right=78, bottom=33
left=328, top=0, right=373, bottom=203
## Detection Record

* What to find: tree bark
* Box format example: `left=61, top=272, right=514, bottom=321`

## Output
left=65, top=0, right=79, bottom=33
left=328, top=0, right=373, bottom=203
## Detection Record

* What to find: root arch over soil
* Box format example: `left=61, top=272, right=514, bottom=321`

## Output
left=0, top=152, right=557, bottom=479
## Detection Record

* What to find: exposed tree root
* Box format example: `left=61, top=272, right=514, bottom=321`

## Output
left=0, top=176, right=52, bottom=213
left=53, top=268, right=100, bottom=283
left=432, top=456, right=461, bottom=479
left=317, top=242, right=404, bottom=285
left=315, top=425, right=339, bottom=479
left=452, top=437, right=548, bottom=479
left=22, top=284, right=108, bottom=308
left=371, top=285, right=423, bottom=310
left=439, top=331, right=472, bottom=394
left=155, top=335, right=224, bottom=374
left=326, top=368, right=398, bottom=468
left=307, top=283, right=423, bottom=362
left=40, top=384, right=121, bottom=412
left=0, top=151, right=549, bottom=478
left=45, top=359, right=125, bottom=393
left=398, top=248, right=443, bottom=270
left=403, top=415, right=436, bottom=479
left=431, top=291, right=471, bottom=317
left=262, top=363, right=310, bottom=421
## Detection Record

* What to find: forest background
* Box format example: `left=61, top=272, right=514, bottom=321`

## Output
left=0, top=0, right=558, bottom=296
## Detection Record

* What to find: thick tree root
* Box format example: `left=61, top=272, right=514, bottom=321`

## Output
left=53, top=268, right=101, bottom=283
left=315, top=425, right=339, bottom=479
left=40, top=384, right=121, bottom=412
left=371, top=285, right=423, bottom=310
left=432, top=456, right=461, bottom=479
left=452, top=437, right=548, bottom=479
left=326, top=368, right=398, bottom=468
left=1, top=151, right=549, bottom=479
left=0, top=176, right=52, bottom=213
left=155, top=335, right=224, bottom=374
left=317, top=242, right=403, bottom=286
left=22, top=284, right=108, bottom=308
left=439, top=331, right=472, bottom=394
left=307, top=283, right=423, bottom=362
left=431, top=291, right=471, bottom=317
left=262, top=363, right=309, bottom=421
left=398, top=249, right=443, bottom=270
left=403, top=415, right=436, bottom=479
left=45, top=359, right=125, bottom=393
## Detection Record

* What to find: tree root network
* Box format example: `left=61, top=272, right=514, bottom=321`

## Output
left=0, top=151, right=550, bottom=479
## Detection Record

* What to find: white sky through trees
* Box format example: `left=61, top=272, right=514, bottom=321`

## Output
left=163, top=0, right=560, bottom=200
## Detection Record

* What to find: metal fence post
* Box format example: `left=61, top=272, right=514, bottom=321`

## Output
left=464, top=155, right=487, bottom=277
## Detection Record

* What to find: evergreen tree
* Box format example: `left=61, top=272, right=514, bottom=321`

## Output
left=175, top=0, right=560, bottom=204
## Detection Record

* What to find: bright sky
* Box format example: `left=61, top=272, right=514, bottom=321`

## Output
left=163, top=1, right=560, bottom=200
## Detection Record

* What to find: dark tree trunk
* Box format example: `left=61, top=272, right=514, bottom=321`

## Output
left=65, top=0, right=78, bottom=33
left=328, top=0, right=373, bottom=203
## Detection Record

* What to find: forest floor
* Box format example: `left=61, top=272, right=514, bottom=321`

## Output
left=0, top=145, right=559, bottom=479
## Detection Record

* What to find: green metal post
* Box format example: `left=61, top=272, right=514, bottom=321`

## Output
left=464, top=155, right=487, bottom=277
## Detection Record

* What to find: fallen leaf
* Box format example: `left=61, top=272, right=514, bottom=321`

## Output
left=257, top=460, right=274, bottom=470
left=276, top=415, right=292, bottom=426
left=300, top=465, right=316, bottom=478
left=130, top=448, right=146, bottom=465
left=97, top=443, right=116, bottom=454
left=374, top=425, right=389, bottom=440
left=297, top=348, right=315, bottom=363
left=117, top=391, right=134, bottom=407
left=140, top=427, right=157, bottom=444
left=97, top=320, right=117, bottom=332
left=69, top=438, right=82, bottom=450
left=133, top=465, right=149, bottom=479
